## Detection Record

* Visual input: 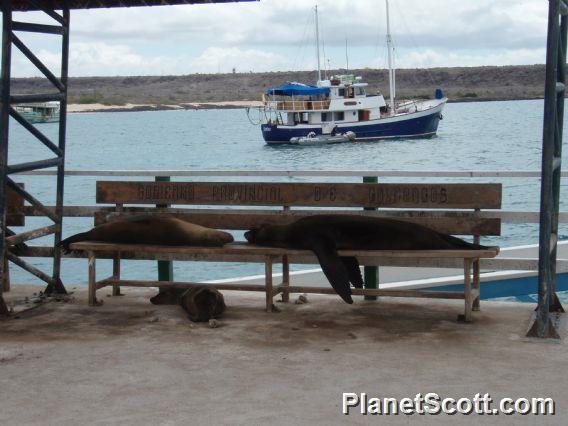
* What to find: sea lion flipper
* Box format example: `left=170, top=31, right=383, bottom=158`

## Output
left=341, top=256, right=364, bottom=288
left=310, top=238, right=353, bottom=304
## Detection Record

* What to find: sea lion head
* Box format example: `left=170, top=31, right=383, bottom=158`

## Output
left=244, top=224, right=274, bottom=245
left=181, top=287, right=226, bottom=322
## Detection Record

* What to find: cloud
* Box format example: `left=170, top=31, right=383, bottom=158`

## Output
left=9, top=0, right=551, bottom=76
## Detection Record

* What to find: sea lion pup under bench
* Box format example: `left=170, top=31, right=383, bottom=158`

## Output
left=150, top=287, right=226, bottom=322
left=59, top=215, right=234, bottom=253
left=244, top=214, right=488, bottom=305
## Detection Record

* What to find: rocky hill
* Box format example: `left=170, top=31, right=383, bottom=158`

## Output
left=11, top=64, right=547, bottom=106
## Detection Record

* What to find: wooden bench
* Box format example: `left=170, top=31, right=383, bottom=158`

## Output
left=70, top=180, right=502, bottom=322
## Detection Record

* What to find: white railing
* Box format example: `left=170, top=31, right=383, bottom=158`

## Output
left=17, top=169, right=568, bottom=177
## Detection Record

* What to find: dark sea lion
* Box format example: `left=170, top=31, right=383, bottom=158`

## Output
left=179, top=286, right=226, bottom=322
left=151, top=286, right=226, bottom=322
left=59, top=215, right=234, bottom=253
left=244, top=215, right=488, bottom=304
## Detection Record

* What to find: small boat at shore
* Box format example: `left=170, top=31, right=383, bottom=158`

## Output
left=252, top=1, right=446, bottom=145
left=13, top=101, right=60, bottom=124
left=290, top=130, right=356, bottom=146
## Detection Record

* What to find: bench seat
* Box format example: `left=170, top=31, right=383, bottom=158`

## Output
left=70, top=241, right=499, bottom=260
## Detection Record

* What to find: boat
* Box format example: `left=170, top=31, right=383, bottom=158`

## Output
left=13, top=101, right=60, bottom=124
left=290, top=130, right=356, bottom=146
left=254, top=1, right=447, bottom=145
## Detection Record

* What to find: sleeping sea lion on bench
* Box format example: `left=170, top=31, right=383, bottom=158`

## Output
left=244, top=214, right=488, bottom=305
left=150, top=286, right=226, bottom=322
left=58, top=215, right=234, bottom=253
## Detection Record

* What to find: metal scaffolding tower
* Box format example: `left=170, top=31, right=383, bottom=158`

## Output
left=527, top=0, right=568, bottom=338
left=0, top=0, right=69, bottom=315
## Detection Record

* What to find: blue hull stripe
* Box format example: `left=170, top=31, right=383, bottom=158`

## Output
left=262, top=108, right=442, bottom=143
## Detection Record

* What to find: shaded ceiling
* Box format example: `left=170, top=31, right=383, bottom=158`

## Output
left=11, top=0, right=257, bottom=12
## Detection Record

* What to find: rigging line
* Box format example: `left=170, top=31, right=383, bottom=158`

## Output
left=393, top=0, right=439, bottom=87
left=317, top=5, right=328, bottom=79
left=373, top=6, right=387, bottom=70
left=291, top=11, right=314, bottom=72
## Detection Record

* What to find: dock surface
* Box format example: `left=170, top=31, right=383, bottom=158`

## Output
left=1, top=285, right=566, bottom=424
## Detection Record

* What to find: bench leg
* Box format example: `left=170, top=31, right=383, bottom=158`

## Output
left=265, top=255, right=274, bottom=312
left=472, top=259, right=480, bottom=311
left=88, top=251, right=98, bottom=306
left=112, top=254, right=122, bottom=296
left=461, top=259, right=473, bottom=323
left=281, top=255, right=290, bottom=303
left=2, top=255, right=10, bottom=292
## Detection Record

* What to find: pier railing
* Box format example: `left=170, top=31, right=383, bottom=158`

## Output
left=10, top=169, right=568, bottom=275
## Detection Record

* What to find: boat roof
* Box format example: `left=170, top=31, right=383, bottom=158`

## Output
left=11, top=0, right=256, bottom=11
left=265, top=83, right=330, bottom=96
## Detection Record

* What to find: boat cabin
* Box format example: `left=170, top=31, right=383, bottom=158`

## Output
left=263, top=75, right=386, bottom=126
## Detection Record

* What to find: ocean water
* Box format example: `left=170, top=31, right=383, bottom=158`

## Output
left=7, top=99, right=568, bottom=289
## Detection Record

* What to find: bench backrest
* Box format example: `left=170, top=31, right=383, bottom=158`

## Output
left=95, top=181, right=502, bottom=237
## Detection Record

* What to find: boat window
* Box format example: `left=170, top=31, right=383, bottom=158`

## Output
left=321, top=112, right=330, bottom=122
left=355, top=87, right=365, bottom=96
left=334, top=111, right=344, bottom=121
left=338, top=88, right=345, bottom=97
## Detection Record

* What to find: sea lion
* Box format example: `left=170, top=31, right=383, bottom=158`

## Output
left=59, top=215, right=234, bottom=253
left=151, top=286, right=226, bottom=322
left=244, top=214, right=487, bottom=304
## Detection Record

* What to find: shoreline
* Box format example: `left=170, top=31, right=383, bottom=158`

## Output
left=67, top=96, right=543, bottom=114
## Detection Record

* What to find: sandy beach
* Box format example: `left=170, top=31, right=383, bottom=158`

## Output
left=67, top=100, right=263, bottom=113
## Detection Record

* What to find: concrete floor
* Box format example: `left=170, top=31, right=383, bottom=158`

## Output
left=1, top=285, right=567, bottom=425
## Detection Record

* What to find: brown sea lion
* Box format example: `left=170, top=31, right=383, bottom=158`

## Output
left=59, top=215, right=234, bottom=253
left=151, top=286, right=226, bottom=322
left=244, top=214, right=488, bottom=304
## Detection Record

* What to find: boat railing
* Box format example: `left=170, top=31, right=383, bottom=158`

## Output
left=8, top=169, right=568, bottom=273
left=266, top=100, right=331, bottom=111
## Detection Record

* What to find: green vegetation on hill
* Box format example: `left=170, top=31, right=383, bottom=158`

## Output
left=11, top=65, right=547, bottom=105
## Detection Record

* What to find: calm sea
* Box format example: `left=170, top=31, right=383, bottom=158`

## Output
left=8, top=99, right=568, bottom=286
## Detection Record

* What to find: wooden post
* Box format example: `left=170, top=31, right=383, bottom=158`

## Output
left=265, top=255, right=273, bottom=312
left=88, top=251, right=97, bottom=306
left=281, top=254, right=290, bottom=302
left=363, top=176, right=378, bottom=300
left=156, top=176, right=174, bottom=291
left=472, top=235, right=481, bottom=311
left=112, top=253, right=121, bottom=296
left=2, top=255, right=9, bottom=292
left=463, top=259, right=473, bottom=323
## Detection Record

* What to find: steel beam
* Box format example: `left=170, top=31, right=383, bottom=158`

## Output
left=10, top=93, right=64, bottom=103
left=9, top=107, right=63, bottom=156
left=48, top=7, right=70, bottom=295
left=12, top=21, right=64, bottom=35
left=11, top=33, right=64, bottom=92
left=528, top=0, right=567, bottom=338
left=7, top=157, right=62, bottom=174
left=0, top=0, right=12, bottom=316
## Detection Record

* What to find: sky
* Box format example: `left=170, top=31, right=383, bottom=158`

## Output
left=9, top=0, right=550, bottom=77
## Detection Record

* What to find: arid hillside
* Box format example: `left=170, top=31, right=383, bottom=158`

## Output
left=11, top=65, right=546, bottom=106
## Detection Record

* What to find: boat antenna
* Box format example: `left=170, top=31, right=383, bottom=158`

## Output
left=314, top=4, right=322, bottom=83
left=385, top=0, right=396, bottom=115
left=345, top=37, right=349, bottom=71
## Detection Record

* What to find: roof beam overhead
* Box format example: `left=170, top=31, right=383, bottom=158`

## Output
left=11, top=0, right=258, bottom=12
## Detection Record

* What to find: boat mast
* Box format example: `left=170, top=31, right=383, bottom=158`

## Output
left=386, top=0, right=396, bottom=115
left=315, top=5, right=322, bottom=82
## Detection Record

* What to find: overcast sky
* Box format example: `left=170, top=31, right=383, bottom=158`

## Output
left=10, top=0, right=549, bottom=77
